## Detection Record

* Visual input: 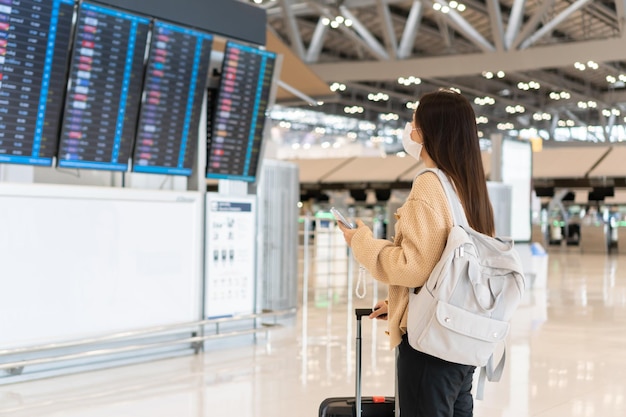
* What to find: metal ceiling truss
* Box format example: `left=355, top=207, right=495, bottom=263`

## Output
left=260, top=0, right=626, bottom=140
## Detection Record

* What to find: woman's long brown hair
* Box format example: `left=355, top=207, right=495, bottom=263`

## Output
left=414, top=89, right=495, bottom=237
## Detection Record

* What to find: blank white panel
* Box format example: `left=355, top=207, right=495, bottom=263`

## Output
left=323, top=156, right=420, bottom=182
left=533, top=147, right=610, bottom=178
left=588, top=147, right=626, bottom=177
left=287, top=158, right=352, bottom=183
left=0, top=184, right=203, bottom=349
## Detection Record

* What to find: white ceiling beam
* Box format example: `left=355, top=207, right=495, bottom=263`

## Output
left=435, top=14, right=452, bottom=49
left=280, top=0, right=306, bottom=60
left=307, top=2, right=389, bottom=61
left=339, top=5, right=390, bottom=60
left=485, top=0, right=505, bottom=52
left=266, top=0, right=407, bottom=18
left=504, top=0, right=525, bottom=50
left=510, top=0, right=555, bottom=50
left=519, top=0, right=594, bottom=50
left=305, top=18, right=328, bottom=63
left=310, top=34, right=626, bottom=81
left=397, top=0, right=423, bottom=59
left=615, top=0, right=626, bottom=34
left=432, top=0, right=495, bottom=52
left=377, top=0, right=398, bottom=58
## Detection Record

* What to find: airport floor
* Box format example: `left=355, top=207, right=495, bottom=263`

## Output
left=1, top=249, right=626, bottom=416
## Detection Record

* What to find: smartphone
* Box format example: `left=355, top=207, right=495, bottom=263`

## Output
left=330, top=207, right=353, bottom=229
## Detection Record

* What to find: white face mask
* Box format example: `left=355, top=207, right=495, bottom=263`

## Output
left=402, top=122, right=423, bottom=161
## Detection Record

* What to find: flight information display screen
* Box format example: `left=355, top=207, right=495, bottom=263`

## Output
left=0, top=0, right=74, bottom=166
left=132, top=20, right=213, bottom=176
left=207, top=41, right=276, bottom=182
left=57, top=1, right=149, bottom=171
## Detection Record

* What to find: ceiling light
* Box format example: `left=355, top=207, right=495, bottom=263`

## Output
left=344, top=19, right=353, bottom=27
left=496, top=71, right=505, bottom=78
left=474, top=96, right=495, bottom=106
left=607, top=75, right=617, bottom=83
left=321, top=17, right=330, bottom=26
left=441, top=5, right=450, bottom=13
left=330, top=20, right=339, bottom=28
left=380, top=113, right=399, bottom=121
left=335, top=16, right=344, bottom=24
left=398, top=76, right=421, bottom=86
left=330, top=82, right=346, bottom=92
left=344, top=106, right=363, bottom=114
left=482, top=71, right=493, bottom=79
left=433, top=3, right=442, bottom=11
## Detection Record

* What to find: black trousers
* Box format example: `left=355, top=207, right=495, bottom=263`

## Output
left=397, top=334, right=475, bottom=417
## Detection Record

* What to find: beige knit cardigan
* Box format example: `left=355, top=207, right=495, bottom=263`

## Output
left=351, top=171, right=453, bottom=348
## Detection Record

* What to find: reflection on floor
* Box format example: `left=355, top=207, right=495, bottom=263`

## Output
left=1, top=251, right=626, bottom=416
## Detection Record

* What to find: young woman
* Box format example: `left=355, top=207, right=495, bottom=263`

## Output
left=338, top=89, right=495, bottom=417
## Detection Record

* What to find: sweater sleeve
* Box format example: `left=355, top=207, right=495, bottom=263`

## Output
left=351, top=172, right=452, bottom=288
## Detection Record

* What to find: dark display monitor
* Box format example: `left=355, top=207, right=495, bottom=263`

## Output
left=0, top=0, right=74, bottom=166
left=206, top=41, right=276, bottom=182
left=57, top=1, right=150, bottom=171
left=132, top=20, right=213, bottom=176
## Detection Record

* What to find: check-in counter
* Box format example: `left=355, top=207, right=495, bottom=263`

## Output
left=579, top=223, right=608, bottom=254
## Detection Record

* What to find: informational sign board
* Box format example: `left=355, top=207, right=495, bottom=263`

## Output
left=205, top=193, right=256, bottom=318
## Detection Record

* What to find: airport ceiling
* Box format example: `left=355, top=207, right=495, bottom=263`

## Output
left=250, top=0, right=626, bottom=143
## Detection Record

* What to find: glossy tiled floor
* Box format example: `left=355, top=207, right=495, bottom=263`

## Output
left=2, top=250, right=626, bottom=416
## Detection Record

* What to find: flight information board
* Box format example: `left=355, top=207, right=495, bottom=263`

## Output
left=207, top=41, right=276, bottom=182
left=0, top=0, right=74, bottom=166
left=57, top=2, right=149, bottom=171
left=132, top=20, right=213, bottom=176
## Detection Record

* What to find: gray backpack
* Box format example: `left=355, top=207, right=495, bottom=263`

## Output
left=406, top=168, right=526, bottom=400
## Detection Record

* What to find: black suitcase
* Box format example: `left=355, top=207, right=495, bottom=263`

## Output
left=318, top=309, right=396, bottom=417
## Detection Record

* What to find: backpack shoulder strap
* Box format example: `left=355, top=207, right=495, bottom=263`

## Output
left=476, top=348, right=507, bottom=400
left=415, top=168, right=470, bottom=229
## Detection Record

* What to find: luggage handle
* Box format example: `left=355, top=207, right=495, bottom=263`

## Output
left=354, top=309, right=371, bottom=417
